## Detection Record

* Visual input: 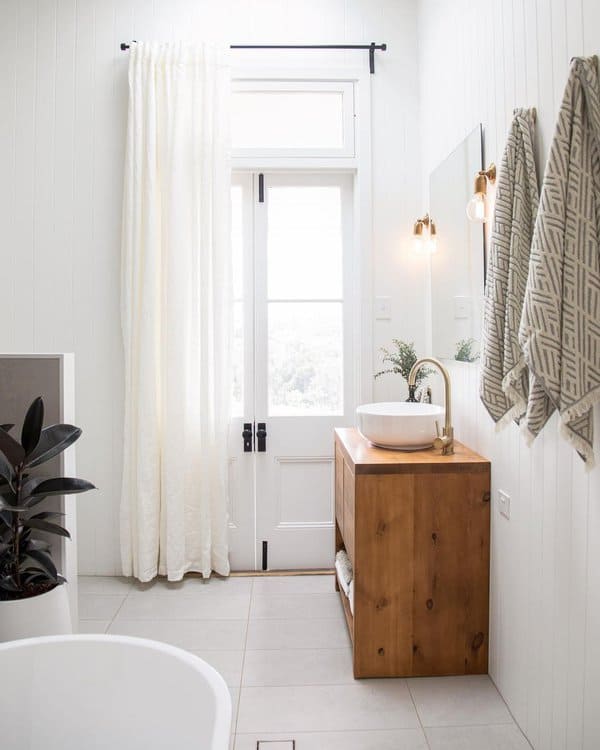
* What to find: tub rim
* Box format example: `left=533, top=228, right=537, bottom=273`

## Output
left=0, top=633, right=232, bottom=746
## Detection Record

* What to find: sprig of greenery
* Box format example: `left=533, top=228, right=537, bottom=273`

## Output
left=374, top=339, right=432, bottom=385
left=454, top=338, right=479, bottom=363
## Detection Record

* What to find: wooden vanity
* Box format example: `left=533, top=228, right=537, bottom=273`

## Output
left=334, top=427, right=491, bottom=679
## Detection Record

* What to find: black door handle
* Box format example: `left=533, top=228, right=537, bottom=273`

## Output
left=256, top=422, right=267, bottom=452
left=242, top=423, right=253, bottom=452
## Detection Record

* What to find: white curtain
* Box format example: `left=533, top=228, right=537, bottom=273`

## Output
left=120, top=42, right=231, bottom=582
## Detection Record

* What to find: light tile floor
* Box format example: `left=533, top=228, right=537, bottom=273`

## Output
left=78, top=574, right=532, bottom=750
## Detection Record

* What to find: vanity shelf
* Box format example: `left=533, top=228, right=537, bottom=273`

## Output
left=334, top=427, right=491, bottom=679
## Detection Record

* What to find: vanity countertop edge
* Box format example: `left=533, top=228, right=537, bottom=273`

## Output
left=335, top=427, right=490, bottom=474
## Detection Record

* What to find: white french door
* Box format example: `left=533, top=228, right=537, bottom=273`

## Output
left=228, top=171, right=355, bottom=570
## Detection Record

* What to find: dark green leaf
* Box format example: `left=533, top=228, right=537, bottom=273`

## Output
left=22, top=538, right=51, bottom=552
left=30, top=477, right=96, bottom=498
left=23, top=494, right=51, bottom=510
left=20, top=476, right=44, bottom=498
left=26, top=424, right=82, bottom=468
left=0, top=428, right=25, bottom=467
left=21, top=397, right=44, bottom=455
left=0, top=449, right=14, bottom=484
left=22, top=518, right=71, bottom=538
left=0, top=576, right=19, bottom=592
left=28, top=511, right=65, bottom=520
left=24, top=549, right=58, bottom=579
left=22, top=571, right=52, bottom=585
left=0, top=498, right=29, bottom=512
left=0, top=424, right=14, bottom=432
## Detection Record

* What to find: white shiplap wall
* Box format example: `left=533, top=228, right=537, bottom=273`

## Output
left=418, top=2, right=600, bottom=749
left=0, top=0, right=424, bottom=574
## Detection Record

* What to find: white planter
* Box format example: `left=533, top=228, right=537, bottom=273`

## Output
left=0, top=584, right=72, bottom=642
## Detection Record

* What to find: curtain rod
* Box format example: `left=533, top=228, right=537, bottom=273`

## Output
left=119, top=41, right=387, bottom=74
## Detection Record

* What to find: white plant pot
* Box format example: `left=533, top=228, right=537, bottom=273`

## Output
left=0, top=584, right=72, bottom=642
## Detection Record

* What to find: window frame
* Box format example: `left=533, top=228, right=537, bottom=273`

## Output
left=230, top=66, right=374, bottom=408
left=231, top=78, right=356, bottom=159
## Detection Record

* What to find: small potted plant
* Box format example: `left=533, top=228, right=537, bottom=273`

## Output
left=375, top=339, right=432, bottom=399
left=454, top=337, right=479, bottom=363
left=0, top=397, right=95, bottom=641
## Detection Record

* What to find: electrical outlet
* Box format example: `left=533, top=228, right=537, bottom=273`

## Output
left=498, top=489, right=511, bottom=519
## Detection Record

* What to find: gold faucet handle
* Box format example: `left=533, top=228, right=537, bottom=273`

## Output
left=435, top=420, right=440, bottom=438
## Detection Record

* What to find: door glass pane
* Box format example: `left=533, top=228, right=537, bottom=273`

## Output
left=267, top=186, right=343, bottom=299
left=232, top=91, right=344, bottom=150
left=268, top=302, right=343, bottom=416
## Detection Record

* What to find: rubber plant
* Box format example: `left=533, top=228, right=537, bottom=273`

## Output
left=0, top=397, right=95, bottom=601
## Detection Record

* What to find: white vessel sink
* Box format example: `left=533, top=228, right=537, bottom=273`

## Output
left=356, top=401, right=445, bottom=450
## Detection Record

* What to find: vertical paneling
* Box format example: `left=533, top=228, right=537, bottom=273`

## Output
left=0, top=1, right=18, bottom=352
left=418, top=2, right=600, bottom=749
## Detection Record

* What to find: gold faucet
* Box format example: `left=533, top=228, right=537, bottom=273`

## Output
left=408, top=357, right=454, bottom=455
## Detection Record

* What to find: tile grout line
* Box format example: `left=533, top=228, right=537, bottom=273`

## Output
left=233, top=576, right=254, bottom=744
left=103, top=583, right=133, bottom=633
left=405, top=680, right=432, bottom=750
left=487, top=673, right=534, bottom=747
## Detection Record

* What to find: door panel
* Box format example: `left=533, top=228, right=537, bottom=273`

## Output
left=227, top=173, right=255, bottom=570
left=255, top=173, right=354, bottom=569
left=228, top=171, right=354, bottom=570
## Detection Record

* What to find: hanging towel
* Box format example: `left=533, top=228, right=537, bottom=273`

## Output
left=519, top=56, right=600, bottom=465
left=480, top=108, right=539, bottom=428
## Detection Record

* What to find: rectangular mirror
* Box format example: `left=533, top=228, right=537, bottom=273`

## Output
left=429, top=125, right=485, bottom=362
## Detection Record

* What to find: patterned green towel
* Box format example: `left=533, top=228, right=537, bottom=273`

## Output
left=519, top=56, right=600, bottom=465
left=480, top=108, right=539, bottom=427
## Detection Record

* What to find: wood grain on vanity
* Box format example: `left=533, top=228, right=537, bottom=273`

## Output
left=334, top=427, right=491, bottom=679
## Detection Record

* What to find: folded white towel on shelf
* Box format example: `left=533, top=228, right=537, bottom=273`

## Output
left=335, top=561, right=350, bottom=596
left=335, top=550, right=352, bottom=583
left=335, top=550, right=353, bottom=597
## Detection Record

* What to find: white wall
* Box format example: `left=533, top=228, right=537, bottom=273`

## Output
left=0, top=0, right=424, bottom=574
left=418, top=2, right=600, bottom=749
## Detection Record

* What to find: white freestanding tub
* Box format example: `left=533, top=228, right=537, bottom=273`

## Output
left=0, top=634, right=231, bottom=750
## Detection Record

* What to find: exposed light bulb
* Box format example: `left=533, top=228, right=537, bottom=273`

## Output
left=413, top=235, right=424, bottom=253
left=466, top=192, right=487, bottom=223
left=427, top=236, right=438, bottom=253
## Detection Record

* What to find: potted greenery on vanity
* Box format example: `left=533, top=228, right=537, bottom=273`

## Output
left=375, top=339, right=432, bottom=399
left=0, top=397, right=95, bottom=641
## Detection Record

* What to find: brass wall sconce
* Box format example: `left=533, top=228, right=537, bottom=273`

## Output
left=466, top=163, right=496, bottom=223
left=413, top=213, right=437, bottom=253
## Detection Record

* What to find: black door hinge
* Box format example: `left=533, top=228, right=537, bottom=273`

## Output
left=261, top=540, right=268, bottom=571
left=258, top=173, right=264, bottom=203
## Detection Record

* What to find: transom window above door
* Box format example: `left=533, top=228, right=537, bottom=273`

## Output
left=231, top=80, right=355, bottom=157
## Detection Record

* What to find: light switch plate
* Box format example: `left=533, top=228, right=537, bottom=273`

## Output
left=454, top=295, right=471, bottom=319
left=498, top=489, right=511, bottom=519
left=374, top=296, right=392, bottom=320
